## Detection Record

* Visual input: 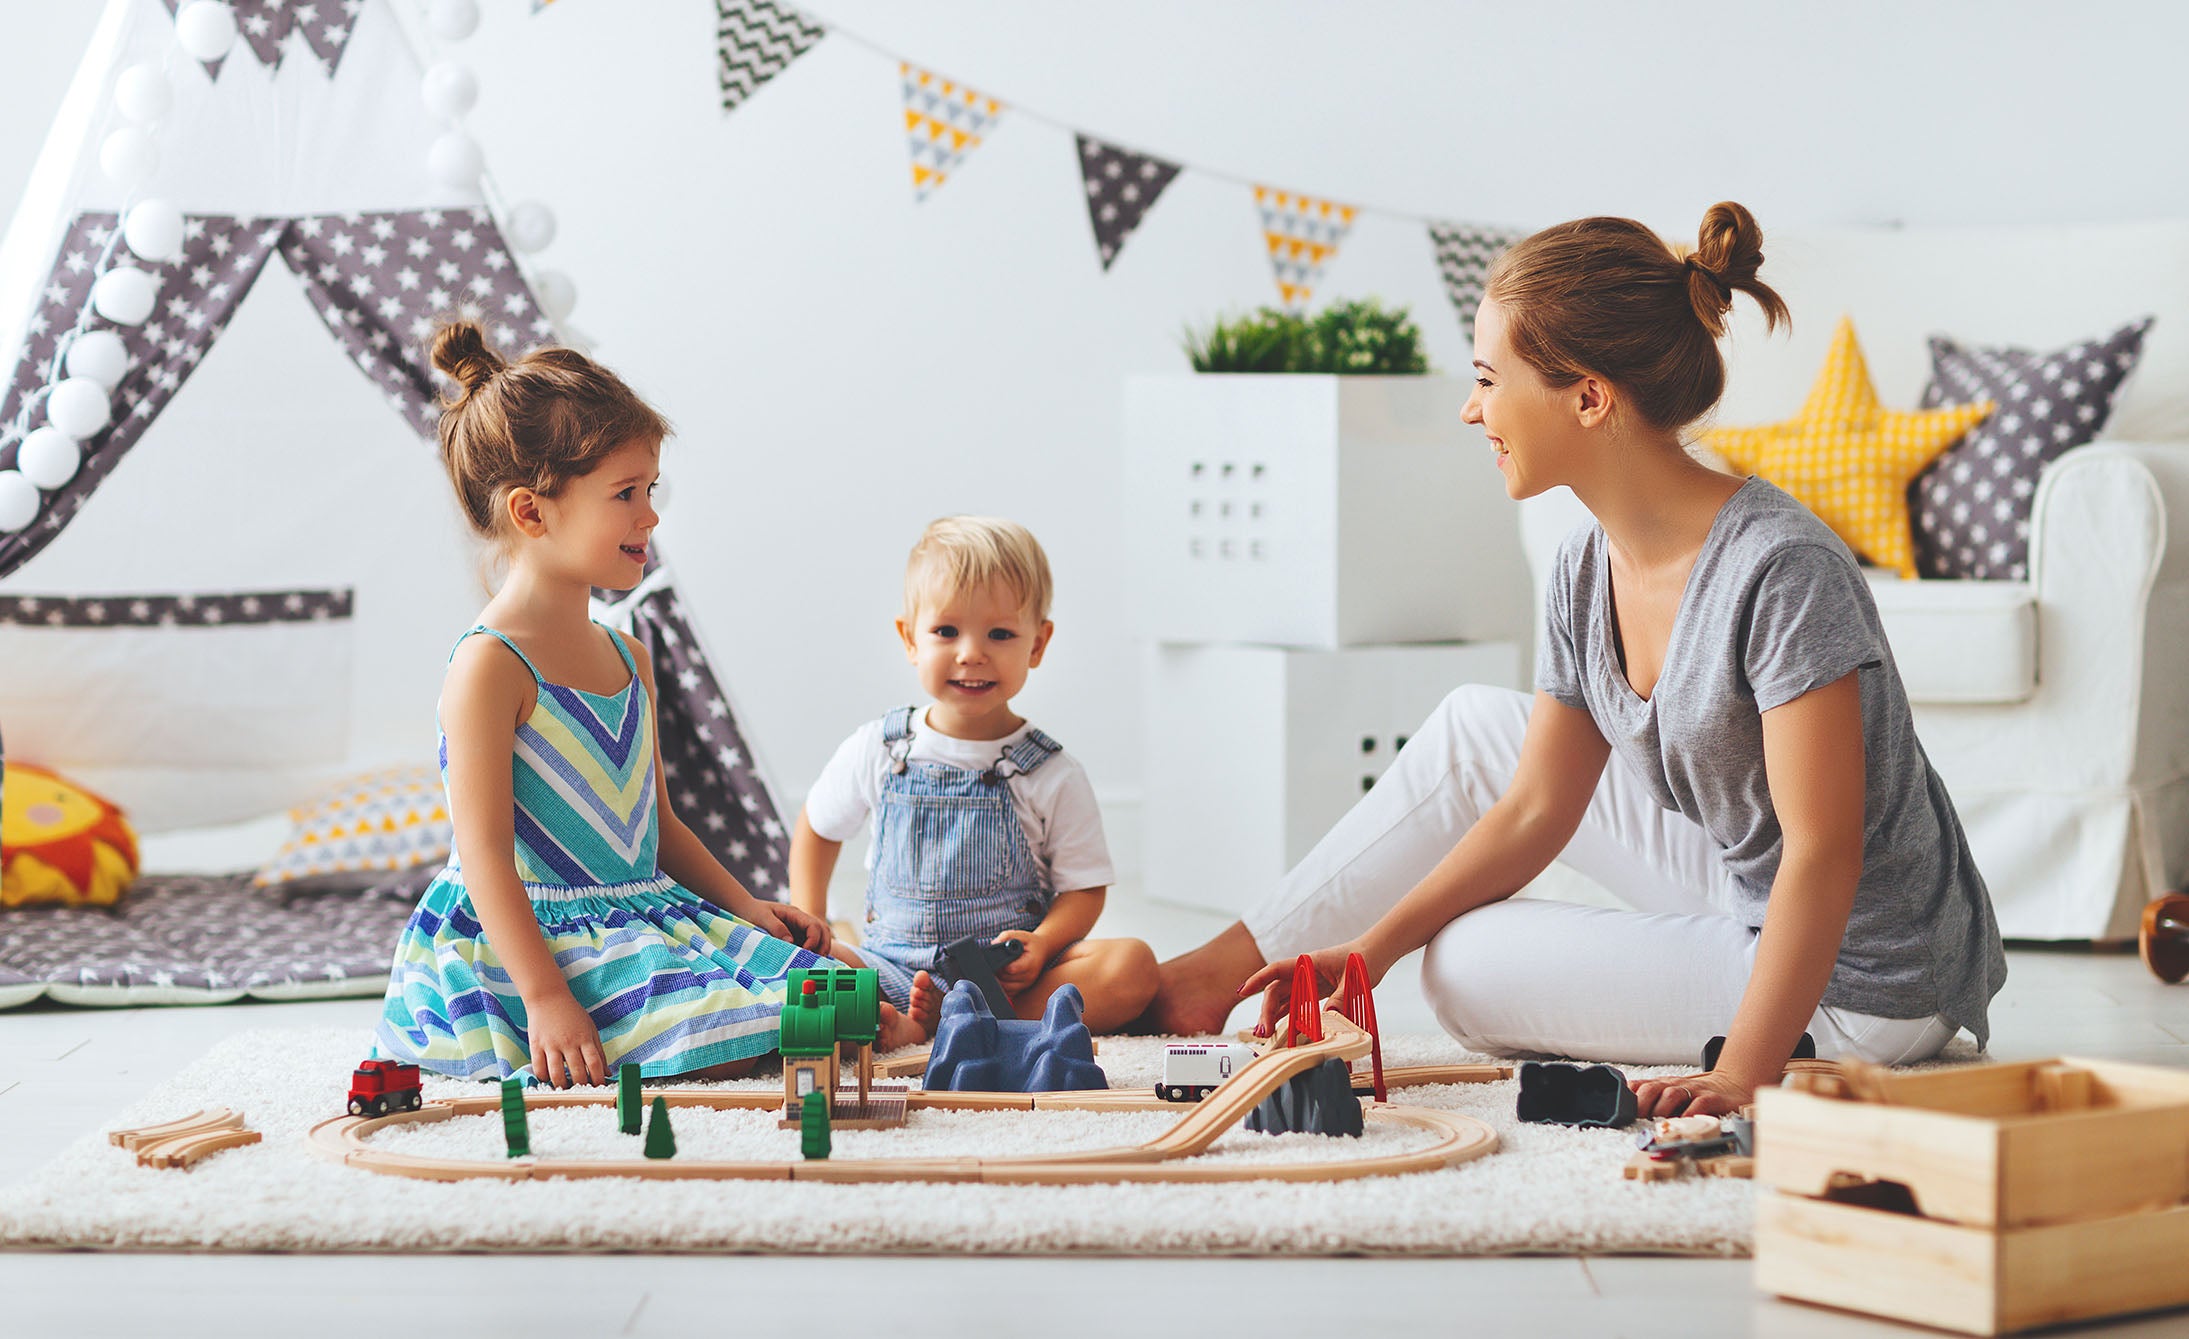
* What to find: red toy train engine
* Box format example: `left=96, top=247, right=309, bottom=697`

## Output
left=348, top=1059, right=423, bottom=1117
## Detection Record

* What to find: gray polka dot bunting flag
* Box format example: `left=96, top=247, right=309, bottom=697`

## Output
left=1429, top=221, right=1526, bottom=340
left=157, top=0, right=363, bottom=78
left=716, top=0, right=827, bottom=115
left=1911, top=317, right=2153, bottom=580
left=0, top=588, right=352, bottom=629
left=1076, top=135, right=1181, bottom=272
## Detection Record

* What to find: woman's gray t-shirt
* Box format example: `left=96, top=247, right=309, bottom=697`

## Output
left=1536, top=476, right=2006, bottom=1046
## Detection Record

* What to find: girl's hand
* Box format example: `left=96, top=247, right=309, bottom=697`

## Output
left=771, top=902, right=834, bottom=957
left=747, top=901, right=832, bottom=957
left=527, top=991, right=608, bottom=1089
left=990, top=930, right=1049, bottom=994
left=1236, top=941, right=1376, bottom=1038
left=1631, top=1069, right=1752, bottom=1119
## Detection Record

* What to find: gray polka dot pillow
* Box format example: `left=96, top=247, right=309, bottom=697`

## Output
left=1910, top=317, right=2153, bottom=580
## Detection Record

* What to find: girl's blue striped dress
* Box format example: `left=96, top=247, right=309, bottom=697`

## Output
left=376, top=624, right=829, bottom=1079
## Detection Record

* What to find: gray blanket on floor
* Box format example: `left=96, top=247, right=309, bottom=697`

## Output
left=0, top=868, right=425, bottom=1008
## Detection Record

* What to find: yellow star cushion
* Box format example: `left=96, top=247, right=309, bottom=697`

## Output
left=1703, top=316, right=1992, bottom=578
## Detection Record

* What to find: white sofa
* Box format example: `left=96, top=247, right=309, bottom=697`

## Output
left=1515, top=221, right=2189, bottom=941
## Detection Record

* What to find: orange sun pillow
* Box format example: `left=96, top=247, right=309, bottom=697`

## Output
left=1, top=762, right=141, bottom=909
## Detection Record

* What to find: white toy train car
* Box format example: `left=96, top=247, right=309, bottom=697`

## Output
left=1157, top=1042, right=1260, bottom=1102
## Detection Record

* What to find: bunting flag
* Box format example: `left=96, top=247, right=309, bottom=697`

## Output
left=1254, top=186, right=1357, bottom=311
left=1076, top=135, right=1181, bottom=272
left=716, top=0, right=827, bottom=115
left=1429, top=222, right=1526, bottom=340
left=901, top=63, right=1003, bottom=201
left=157, top=0, right=362, bottom=76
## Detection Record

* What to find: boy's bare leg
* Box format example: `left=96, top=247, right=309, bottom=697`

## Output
left=826, top=943, right=942, bottom=1047
left=1010, top=937, right=1159, bottom=1033
left=1141, top=920, right=1265, bottom=1035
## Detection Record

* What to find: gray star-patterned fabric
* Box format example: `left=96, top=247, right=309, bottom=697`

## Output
left=1911, top=317, right=2153, bottom=580
left=0, top=588, right=351, bottom=628
left=1076, top=135, right=1181, bottom=272
left=597, top=576, right=790, bottom=899
left=0, top=212, right=282, bottom=577
left=0, top=868, right=425, bottom=1009
left=1428, top=221, right=1526, bottom=340
left=279, top=208, right=554, bottom=436
left=157, top=0, right=364, bottom=78
left=716, top=0, right=826, bottom=115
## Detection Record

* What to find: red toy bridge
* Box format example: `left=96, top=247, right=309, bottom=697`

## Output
left=1272, top=952, right=1386, bottom=1102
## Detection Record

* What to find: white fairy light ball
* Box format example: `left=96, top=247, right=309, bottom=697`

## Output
left=174, top=2, right=239, bottom=61
left=123, top=198, right=186, bottom=264
left=64, top=331, right=131, bottom=389
left=18, top=428, right=84, bottom=490
left=426, top=131, right=483, bottom=188
left=504, top=201, right=556, bottom=254
left=0, top=472, right=42, bottom=533
left=91, top=268, right=159, bottom=325
left=531, top=271, right=576, bottom=321
left=99, top=127, right=159, bottom=187
left=420, top=63, right=478, bottom=120
left=114, top=63, right=173, bottom=123
left=427, top=0, right=481, bottom=42
left=47, top=378, right=114, bottom=440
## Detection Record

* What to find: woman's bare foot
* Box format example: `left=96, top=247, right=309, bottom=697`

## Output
left=876, top=972, right=945, bottom=1049
left=1140, top=921, right=1266, bottom=1035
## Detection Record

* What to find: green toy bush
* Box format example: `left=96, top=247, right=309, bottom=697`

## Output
left=1183, top=299, right=1430, bottom=375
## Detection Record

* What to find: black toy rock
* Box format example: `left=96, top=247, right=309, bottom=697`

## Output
left=1245, top=1057, right=1363, bottom=1137
left=1515, top=1060, right=1638, bottom=1128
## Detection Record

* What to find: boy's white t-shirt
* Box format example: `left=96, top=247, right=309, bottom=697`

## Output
left=804, top=707, right=1114, bottom=895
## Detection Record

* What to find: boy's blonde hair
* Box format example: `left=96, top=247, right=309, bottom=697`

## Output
left=904, top=517, right=1053, bottom=622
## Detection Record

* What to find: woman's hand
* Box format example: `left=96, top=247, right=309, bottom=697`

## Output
left=1630, top=1069, right=1752, bottom=1119
left=526, top=990, right=607, bottom=1089
left=1235, top=941, right=1376, bottom=1037
left=990, top=929, right=1050, bottom=994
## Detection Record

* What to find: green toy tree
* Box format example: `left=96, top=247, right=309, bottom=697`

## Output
left=500, top=1078, right=529, bottom=1159
left=643, top=1095, right=677, bottom=1159
left=801, top=1094, right=831, bottom=1160
left=617, top=1063, right=642, bottom=1135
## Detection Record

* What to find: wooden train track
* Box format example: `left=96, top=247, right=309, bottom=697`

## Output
left=309, top=1009, right=1500, bottom=1185
left=109, top=1107, right=262, bottom=1169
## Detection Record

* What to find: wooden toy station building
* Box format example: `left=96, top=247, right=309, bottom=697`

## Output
left=778, top=967, right=909, bottom=1130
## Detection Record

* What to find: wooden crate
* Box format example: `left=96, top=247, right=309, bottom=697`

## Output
left=1757, top=1192, right=2189, bottom=1335
left=1753, top=1056, right=2189, bottom=1334
left=1756, top=1056, right=2189, bottom=1228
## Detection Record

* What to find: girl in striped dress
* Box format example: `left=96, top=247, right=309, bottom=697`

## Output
left=377, top=322, right=924, bottom=1087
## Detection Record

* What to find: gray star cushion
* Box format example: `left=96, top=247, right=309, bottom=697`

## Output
left=1911, top=317, right=2153, bottom=580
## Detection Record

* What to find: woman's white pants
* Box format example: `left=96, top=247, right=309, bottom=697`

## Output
left=1242, top=685, right=1953, bottom=1066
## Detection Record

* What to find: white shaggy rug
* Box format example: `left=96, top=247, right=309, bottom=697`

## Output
left=0, top=1028, right=1759, bottom=1256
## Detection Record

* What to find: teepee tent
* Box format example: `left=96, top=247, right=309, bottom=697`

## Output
left=0, top=0, right=791, bottom=894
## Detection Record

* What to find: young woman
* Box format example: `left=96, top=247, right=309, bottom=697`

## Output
left=1150, top=203, right=2006, bottom=1117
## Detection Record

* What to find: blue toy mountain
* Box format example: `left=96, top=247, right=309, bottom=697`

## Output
left=922, top=980, right=1108, bottom=1093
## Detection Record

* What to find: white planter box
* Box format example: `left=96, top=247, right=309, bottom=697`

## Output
left=1123, top=374, right=1532, bottom=649
left=1143, top=640, right=1521, bottom=918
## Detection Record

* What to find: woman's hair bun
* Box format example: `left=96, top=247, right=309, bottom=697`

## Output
left=430, top=321, right=506, bottom=403
left=1686, top=201, right=1788, bottom=339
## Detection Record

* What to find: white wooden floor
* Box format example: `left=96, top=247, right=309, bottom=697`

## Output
left=5, top=887, right=2188, bottom=1339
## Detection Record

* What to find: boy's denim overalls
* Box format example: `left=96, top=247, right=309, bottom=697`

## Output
left=856, top=706, right=1061, bottom=1010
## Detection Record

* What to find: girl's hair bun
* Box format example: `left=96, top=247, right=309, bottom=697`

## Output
left=1686, top=201, right=1788, bottom=339
left=430, top=321, right=506, bottom=403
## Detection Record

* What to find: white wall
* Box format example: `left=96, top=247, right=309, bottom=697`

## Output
left=5, top=0, right=2188, bottom=834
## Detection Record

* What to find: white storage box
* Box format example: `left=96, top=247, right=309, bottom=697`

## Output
left=1143, top=641, right=1521, bottom=917
left=1123, top=374, right=1533, bottom=649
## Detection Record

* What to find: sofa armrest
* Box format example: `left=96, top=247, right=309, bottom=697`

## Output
left=2019, top=442, right=2189, bottom=788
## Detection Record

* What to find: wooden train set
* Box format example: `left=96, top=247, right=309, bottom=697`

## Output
left=294, top=958, right=1504, bottom=1184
